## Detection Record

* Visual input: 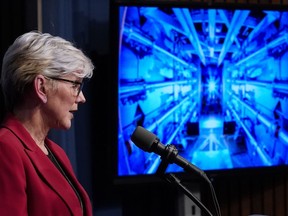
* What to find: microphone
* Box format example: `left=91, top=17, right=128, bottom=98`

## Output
left=131, top=126, right=210, bottom=182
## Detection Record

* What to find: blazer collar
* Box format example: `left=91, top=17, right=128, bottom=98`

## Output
left=2, top=113, right=40, bottom=152
left=1, top=114, right=83, bottom=215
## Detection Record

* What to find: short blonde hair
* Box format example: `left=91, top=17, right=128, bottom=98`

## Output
left=1, top=31, right=94, bottom=111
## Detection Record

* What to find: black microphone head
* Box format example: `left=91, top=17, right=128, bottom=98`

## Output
left=131, top=126, right=157, bottom=152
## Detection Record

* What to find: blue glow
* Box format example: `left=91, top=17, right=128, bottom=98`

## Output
left=117, top=6, right=288, bottom=177
left=208, top=80, right=216, bottom=92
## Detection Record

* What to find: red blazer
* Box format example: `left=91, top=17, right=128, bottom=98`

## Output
left=0, top=115, right=93, bottom=216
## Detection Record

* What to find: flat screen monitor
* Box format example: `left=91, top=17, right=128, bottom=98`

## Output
left=113, top=2, right=288, bottom=181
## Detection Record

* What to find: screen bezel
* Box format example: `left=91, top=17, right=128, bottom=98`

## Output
left=110, top=0, right=288, bottom=184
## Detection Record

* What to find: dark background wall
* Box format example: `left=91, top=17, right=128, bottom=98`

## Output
left=0, top=0, right=38, bottom=122
left=1, top=0, right=288, bottom=216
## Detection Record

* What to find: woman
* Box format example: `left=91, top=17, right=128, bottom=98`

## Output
left=0, top=31, right=94, bottom=215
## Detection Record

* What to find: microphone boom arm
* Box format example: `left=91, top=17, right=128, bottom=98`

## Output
left=156, top=144, right=213, bottom=216
left=165, top=174, right=213, bottom=216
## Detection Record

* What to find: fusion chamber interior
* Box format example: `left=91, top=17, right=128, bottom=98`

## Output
left=117, top=6, right=288, bottom=176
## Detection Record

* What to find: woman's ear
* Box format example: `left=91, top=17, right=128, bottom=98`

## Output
left=34, top=75, right=48, bottom=103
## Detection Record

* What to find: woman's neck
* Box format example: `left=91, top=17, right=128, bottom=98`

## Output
left=14, top=109, right=49, bottom=155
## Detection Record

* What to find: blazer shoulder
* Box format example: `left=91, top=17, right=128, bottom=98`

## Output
left=0, top=127, right=23, bottom=149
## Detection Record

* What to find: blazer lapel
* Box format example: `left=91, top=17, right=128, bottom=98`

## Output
left=46, top=140, right=93, bottom=216
left=2, top=115, right=82, bottom=215
left=25, top=149, right=82, bottom=215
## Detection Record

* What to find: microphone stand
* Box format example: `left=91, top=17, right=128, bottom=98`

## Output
left=156, top=144, right=213, bottom=216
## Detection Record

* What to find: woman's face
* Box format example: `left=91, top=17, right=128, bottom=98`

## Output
left=44, top=74, right=86, bottom=130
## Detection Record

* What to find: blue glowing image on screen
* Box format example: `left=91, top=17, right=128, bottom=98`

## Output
left=117, top=6, right=288, bottom=176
